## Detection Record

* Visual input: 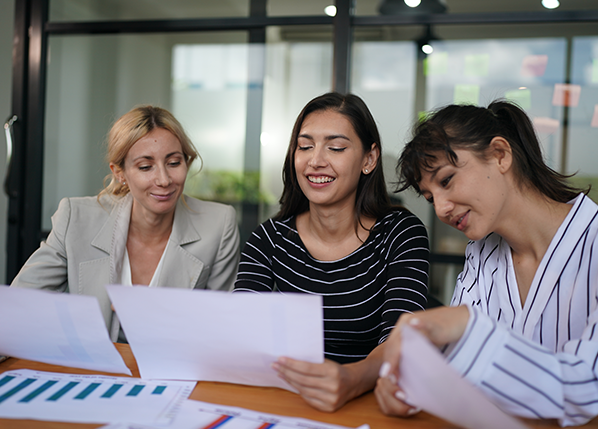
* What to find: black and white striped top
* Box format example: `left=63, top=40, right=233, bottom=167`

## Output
left=234, top=210, right=429, bottom=364
left=447, top=193, right=598, bottom=426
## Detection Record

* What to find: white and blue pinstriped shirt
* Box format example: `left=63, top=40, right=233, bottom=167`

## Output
left=448, top=193, right=598, bottom=426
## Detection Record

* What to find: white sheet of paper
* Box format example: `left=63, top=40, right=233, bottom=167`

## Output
left=106, top=286, right=323, bottom=391
left=0, top=369, right=194, bottom=425
left=98, top=399, right=364, bottom=429
left=0, top=287, right=130, bottom=375
left=399, top=325, right=529, bottom=429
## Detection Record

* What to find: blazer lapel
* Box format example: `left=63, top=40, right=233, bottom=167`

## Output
left=90, top=194, right=133, bottom=285
left=158, top=198, right=204, bottom=289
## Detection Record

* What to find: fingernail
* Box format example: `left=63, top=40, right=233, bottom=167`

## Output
left=395, top=390, right=407, bottom=401
left=409, top=317, right=420, bottom=326
left=379, top=361, right=391, bottom=378
left=407, top=407, right=421, bottom=416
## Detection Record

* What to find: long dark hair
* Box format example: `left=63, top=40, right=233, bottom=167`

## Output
left=396, top=100, right=585, bottom=202
left=275, top=92, right=396, bottom=226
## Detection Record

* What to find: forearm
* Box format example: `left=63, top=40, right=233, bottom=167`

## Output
left=344, top=342, right=386, bottom=399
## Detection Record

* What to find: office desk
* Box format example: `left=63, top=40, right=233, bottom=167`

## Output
left=0, top=344, right=595, bottom=429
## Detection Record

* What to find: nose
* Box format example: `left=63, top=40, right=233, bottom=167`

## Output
left=433, top=194, right=454, bottom=221
left=307, top=146, right=327, bottom=169
left=155, top=165, right=172, bottom=187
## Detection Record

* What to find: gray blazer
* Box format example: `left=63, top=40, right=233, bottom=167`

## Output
left=11, top=193, right=240, bottom=340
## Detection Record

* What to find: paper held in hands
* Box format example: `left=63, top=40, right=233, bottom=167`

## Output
left=398, top=325, right=529, bottom=429
left=0, top=286, right=131, bottom=375
left=106, top=286, right=324, bottom=391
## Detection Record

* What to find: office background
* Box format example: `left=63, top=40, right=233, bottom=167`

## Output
left=2, top=0, right=598, bottom=304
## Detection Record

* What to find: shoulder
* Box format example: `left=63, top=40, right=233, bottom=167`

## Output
left=53, top=195, right=115, bottom=220
left=376, top=209, right=428, bottom=238
left=464, top=233, right=504, bottom=263
left=179, top=196, right=237, bottom=224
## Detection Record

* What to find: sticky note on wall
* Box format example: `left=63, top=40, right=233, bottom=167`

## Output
left=505, top=88, right=532, bottom=110
left=454, top=84, right=480, bottom=105
left=592, top=105, right=598, bottom=128
left=424, top=52, right=448, bottom=76
left=533, top=117, right=560, bottom=134
left=552, top=83, right=581, bottom=107
left=464, top=54, right=489, bottom=77
left=521, top=55, right=548, bottom=77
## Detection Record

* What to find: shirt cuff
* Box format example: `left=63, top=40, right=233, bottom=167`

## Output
left=443, top=304, right=509, bottom=385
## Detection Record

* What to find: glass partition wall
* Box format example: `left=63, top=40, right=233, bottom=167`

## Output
left=8, top=0, right=598, bottom=304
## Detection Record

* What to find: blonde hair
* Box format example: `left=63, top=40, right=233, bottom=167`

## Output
left=100, top=105, right=201, bottom=198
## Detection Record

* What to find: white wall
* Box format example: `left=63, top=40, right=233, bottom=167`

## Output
left=0, top=0, right=14, bottom=283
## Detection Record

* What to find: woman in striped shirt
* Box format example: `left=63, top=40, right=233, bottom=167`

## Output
left=375, top=100, right=598, bottom=426
left=234, top=92, right=430, bottom=412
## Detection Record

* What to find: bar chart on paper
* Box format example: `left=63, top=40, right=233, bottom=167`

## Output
left=0, top=369, right=195, bottom=425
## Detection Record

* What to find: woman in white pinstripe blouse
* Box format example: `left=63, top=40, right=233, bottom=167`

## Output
left=375, top=100, right=598, bottom=426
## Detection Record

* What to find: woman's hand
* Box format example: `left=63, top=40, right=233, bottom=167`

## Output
left=374, top=305, right=470, bottom=416
left=272, top=357, right=358, bottom=412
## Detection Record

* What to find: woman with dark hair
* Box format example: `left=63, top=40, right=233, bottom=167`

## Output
left=375, top=100, right=598, bottom=426
left=235, top=92, right=429, bottom=411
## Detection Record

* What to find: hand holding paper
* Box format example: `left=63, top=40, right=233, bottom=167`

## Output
left=0, top=286, right=130, bottom=375
left=106, top=286, right=323, bottom=391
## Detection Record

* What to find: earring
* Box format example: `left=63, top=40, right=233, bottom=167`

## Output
left=364, top=169, right=369, bottom=174
left=122, top=181, right=126, bottom=186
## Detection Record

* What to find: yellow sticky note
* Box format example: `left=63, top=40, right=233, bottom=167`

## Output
left=505, top=88, right=532, bottom=110
left=424, top=52, right=448, bottom=76
left=464, top=54, right=489, bottom=77
left=454, top=84, right=480, bottom=105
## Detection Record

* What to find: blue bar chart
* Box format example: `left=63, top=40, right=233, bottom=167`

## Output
left=0, top=369, right=195, bottom=425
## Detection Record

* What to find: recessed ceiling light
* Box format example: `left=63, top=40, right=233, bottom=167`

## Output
left=405, top=0, right=422, bottom=7
left=324, top=5, right=337, bottom=16
left=541, top=0, right=559, bottom=9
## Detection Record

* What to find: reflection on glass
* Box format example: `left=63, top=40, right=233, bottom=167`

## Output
left=260, top=41, right=333, bottom=220
left=173, top=43, right=249, bottom=205
left=568, top=36, right=598, bottom=203
left=50, top=0, right=249, bottom=21
left=425, top=38, right=567, bottom=171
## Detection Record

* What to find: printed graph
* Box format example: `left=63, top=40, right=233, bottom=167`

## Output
left=0, top=369, right=195, bottom=425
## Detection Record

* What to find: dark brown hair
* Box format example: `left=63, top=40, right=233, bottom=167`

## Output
left=396, top=100, right=585, bottom=202
left=275, top=92, right=396, bottom=225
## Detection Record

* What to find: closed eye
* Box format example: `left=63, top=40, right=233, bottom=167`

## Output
left=329, top=147, right=346, bottom=152
left=297, top=145, right=312, bottom=151
left=440, top=175, right=453, bottom=187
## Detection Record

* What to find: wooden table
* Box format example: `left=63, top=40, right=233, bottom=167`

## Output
left=0, top=344, right=595, bottom=429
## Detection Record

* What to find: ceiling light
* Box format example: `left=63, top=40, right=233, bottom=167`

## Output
left=542, top=0, right=560, bottom=9
left=324, top=5, right=337, bottom=16
left=378, top=0, right=447, bottom=15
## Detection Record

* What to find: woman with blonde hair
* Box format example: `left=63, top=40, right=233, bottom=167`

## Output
left=12, top=105, right=240, bottom=341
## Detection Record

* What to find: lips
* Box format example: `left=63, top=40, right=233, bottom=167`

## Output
left=151, top=191, right=176, bottom=201
left=307, top=175, right=335, bottom=184
left=454, top=211, right=469, bottom=230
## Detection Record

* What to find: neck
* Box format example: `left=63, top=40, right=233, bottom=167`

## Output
left=129, top=203, right=175, bottom=244
left=496, top=190, right=572, bottom=261
left=302, top=202, right=373, bottom=243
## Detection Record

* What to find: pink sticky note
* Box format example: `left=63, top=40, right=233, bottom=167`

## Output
left=521, top=55, right=548, bottom=77
left=533, top=117, right=560, bottom=134
left=552, top=83, right=581, bottom=107
left=592, top=105, right=598, bottom=128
